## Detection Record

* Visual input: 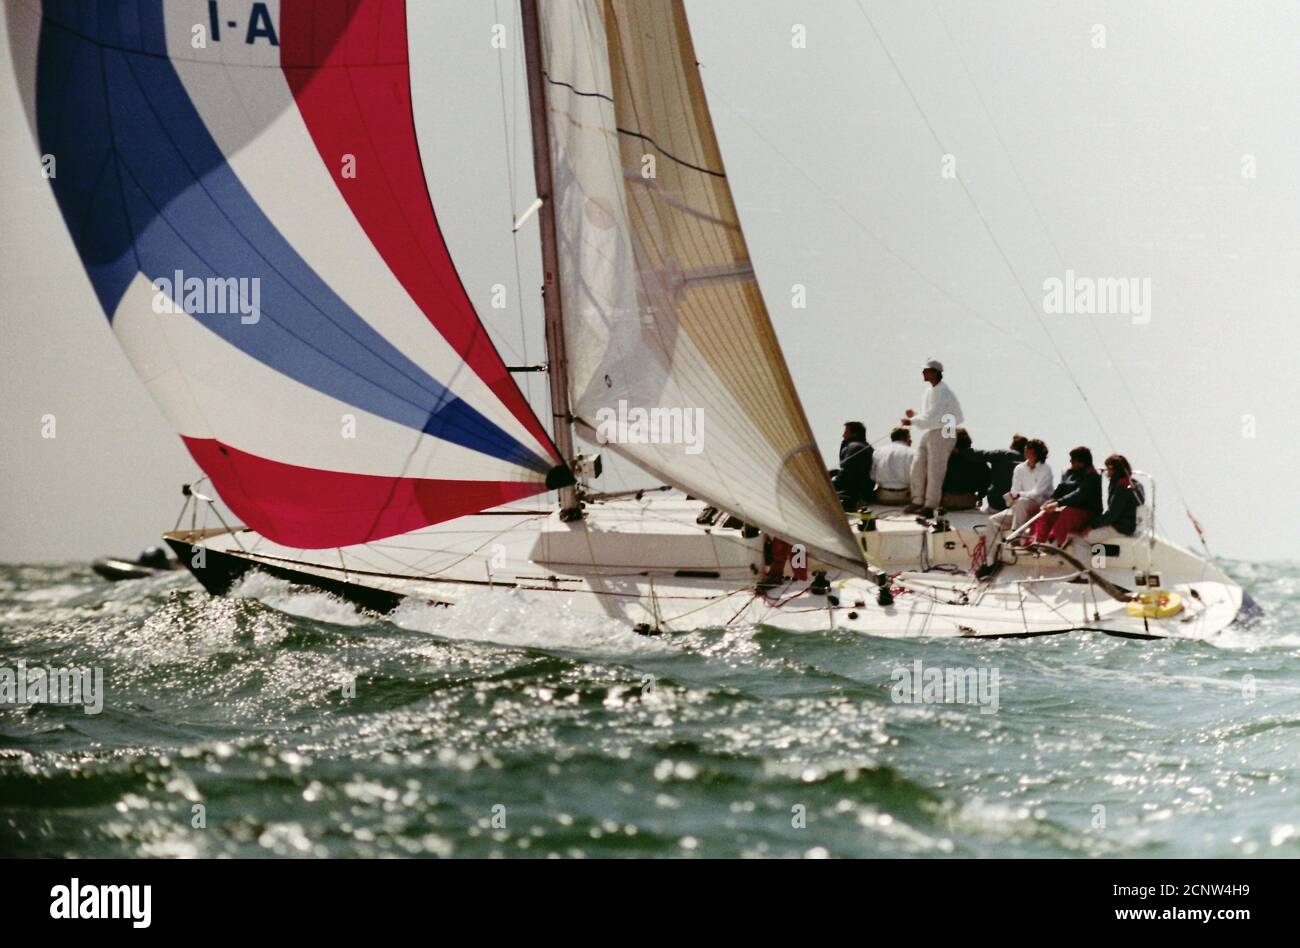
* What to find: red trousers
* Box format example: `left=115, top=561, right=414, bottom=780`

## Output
left=766, top=537, right=809, bottom=581
left=1031, top=506, right=1093, bottom=546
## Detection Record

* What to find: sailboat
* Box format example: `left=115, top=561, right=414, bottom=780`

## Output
left=9, top=0, right=1244, bottom=639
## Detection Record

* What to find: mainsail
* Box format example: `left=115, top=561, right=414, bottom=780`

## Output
left=8, top=0, right=567, bottom=549
left=536, top=0, right=865, bottom=573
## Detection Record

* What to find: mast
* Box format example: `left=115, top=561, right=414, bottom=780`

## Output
left=520, top=0, right=581, bottom=520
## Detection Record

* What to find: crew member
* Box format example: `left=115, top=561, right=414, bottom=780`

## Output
left=975, top=435, right=1027, bottom=511
left=1031, top=446, right=1103, bottom=546
left=1069, top=454, right=1146, bottom=560
left=978, top=438, right=1053, bottom=576
left=871, top=427, right=913, bottom=505
left=941, top=428, right=990, bottom=510
left=902, top=359, right=964, bottom=517
left=831, top=421, right=875, bottom=510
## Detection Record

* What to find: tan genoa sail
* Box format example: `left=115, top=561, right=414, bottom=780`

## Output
left=537, top=0, right=865, bottom=575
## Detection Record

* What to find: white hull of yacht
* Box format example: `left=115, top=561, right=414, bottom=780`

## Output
left=165, top=495, right=1243, bottom=641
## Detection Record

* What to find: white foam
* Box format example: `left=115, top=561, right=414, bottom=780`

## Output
left=11, top=582, right=85, bottom=603
left=228, top=572, right=373, bottom=627
left=388, top=586, right=672, bottom=656
left=1211, top=619, right=1300, bottom=651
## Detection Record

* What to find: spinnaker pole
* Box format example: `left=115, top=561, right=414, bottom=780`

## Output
left=520, top=0, right=581, bottom=520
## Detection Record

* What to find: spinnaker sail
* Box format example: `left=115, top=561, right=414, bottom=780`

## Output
left=8, top=0, right=566, bottom=549
left=537, top=0, right=865, bottom=573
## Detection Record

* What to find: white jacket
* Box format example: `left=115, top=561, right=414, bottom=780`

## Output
left=872, top=442, right=914, bottom=490
left=1010, top=461, right=1054, bottom=502
left=911, top=380, right=963, bottom=431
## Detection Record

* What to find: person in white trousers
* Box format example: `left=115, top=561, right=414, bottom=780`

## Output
left=977, top=438, right=1055, bottom=576
left=902, top=360, right=964, bottom=517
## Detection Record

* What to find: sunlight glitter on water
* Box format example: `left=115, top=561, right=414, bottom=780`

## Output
left=1, top=560, right=1298, bottom=858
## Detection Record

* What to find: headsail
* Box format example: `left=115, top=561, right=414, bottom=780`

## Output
left=537, top=0, right=865, bottom=573
left=8, top=0, right=567, bottom=549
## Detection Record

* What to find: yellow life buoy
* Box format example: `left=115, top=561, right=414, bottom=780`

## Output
left=1127, top=590, right=1184, bottom=619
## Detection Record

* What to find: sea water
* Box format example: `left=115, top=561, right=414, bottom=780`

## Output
left=1, top=560, right=1297, bottom=858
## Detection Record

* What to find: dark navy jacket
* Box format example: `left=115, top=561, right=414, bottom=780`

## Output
left=1093, top=479, right=1145, bottom=535
left=833, top=440, right=875, bottom=502
left=1051, top=467, right=1103, bottom=514
left=975, top=447, right=1023, bottom=501
left=943, top=449, right=990, bottom=495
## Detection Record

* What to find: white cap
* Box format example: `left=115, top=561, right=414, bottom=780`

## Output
left=923, top=359, right=944, bottom=373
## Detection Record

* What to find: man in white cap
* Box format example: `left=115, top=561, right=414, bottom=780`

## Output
left=902, top=359, right=964, bottom=517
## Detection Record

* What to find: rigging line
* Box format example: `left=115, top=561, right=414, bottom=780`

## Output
left=600, top=5, right=764, bottom=515
left=97, top=47, right=241, bottom=488
left=700, top=79, right=1065, bottom=369
left=354, top=517, right=531, bottom=579
left=659, top=585, right=756, bottom=625
left=853, top=0, right=1113, bottom=446
left=928, top=0, right=1198, bottom=525
left=529, top=0, right=619, bottom=489
left=543, top=74, right=727, bottom=178
left=614, top=126, right=727, bottom=179
left=621, top=12, right=855, bottom=545
left=507, top=1, right=521, bottom=207
left=494, top=0, right=532, bottom=400
left=543, top=73, right=613, bottom=103
left=511, top=3, right=552, bottom=437
left=204, top=49, right=466, bottom=541
left=114, top=58, right=495, bottom=446
left=557, top=2, right=736, bottom=508
left=510, top=3, right=535, bottom=402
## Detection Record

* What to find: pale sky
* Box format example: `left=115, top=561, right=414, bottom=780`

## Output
left=2, top=0, right=1297, bottom=562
